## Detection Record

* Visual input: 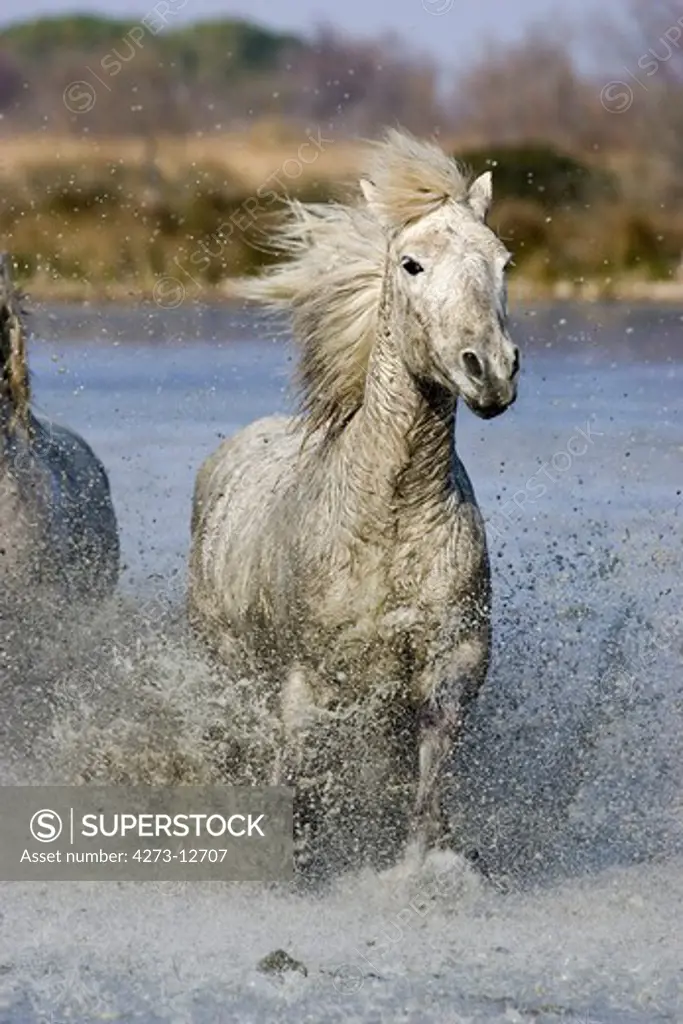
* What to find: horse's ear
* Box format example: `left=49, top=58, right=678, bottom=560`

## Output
left=360, top=179, right=383, bottom=218
left=468, top=171, right=493, bottom=221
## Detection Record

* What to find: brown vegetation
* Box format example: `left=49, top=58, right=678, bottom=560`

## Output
left=3, top=3, right=683, bottom=301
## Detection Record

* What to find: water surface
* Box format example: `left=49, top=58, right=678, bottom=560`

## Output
left=0, top=301, right=681, bottom=1023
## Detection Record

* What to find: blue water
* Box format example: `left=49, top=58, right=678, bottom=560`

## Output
left=0, top=301, right=681, bottom=1023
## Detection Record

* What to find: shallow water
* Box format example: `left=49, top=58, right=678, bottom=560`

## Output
left=0, top=301, right=681, bottom=1022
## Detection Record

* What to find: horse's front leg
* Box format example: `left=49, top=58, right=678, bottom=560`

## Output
left=407, top=634, right=488, bottom=862
left=272, top=664, right=333, bottom=867
left=271, top=665, right=316, bottom=786
left=408, top=696, right=462, bottom=858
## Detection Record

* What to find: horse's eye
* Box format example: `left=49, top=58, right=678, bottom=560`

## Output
left=401, top=256, right=424, bottom=276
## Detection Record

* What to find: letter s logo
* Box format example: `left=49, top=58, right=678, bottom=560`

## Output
left=30, top=809, right=63, bottom=843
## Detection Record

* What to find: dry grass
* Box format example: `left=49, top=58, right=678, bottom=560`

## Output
left=0, top=128, right=365, bottom=190
left=1, top=131, right=682, bottom=304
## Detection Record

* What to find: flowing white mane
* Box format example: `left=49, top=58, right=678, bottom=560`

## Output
left=235, top=129, right=475, bottom=435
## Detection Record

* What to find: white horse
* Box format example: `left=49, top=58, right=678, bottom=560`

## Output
left=189, top=130, right=519, bottom=863
left=0, top=256, right=119, bottom=604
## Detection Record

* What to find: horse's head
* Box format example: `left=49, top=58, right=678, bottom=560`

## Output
left=361, top=159, right=519, bottom=420
left=237, top=130, right=519, bottom=434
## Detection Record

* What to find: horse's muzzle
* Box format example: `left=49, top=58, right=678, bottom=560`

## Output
left=466, top=389, right=516, bottom=419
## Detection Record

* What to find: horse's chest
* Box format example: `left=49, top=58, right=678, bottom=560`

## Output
left=319, top=546, right=398, bottom=634
left=306, top=535, right=449, bottom=672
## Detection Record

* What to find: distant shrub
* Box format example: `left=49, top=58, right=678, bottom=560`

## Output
left=455, top=142, right=618, bottom=209
left=546, top=206, right=680, bottom=279
left=488, top=199, right=551, bottom=266
left=0, top=15, right=302, bottom=82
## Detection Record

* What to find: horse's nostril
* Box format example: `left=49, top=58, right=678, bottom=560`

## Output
left=461, top=349, right=484, bottom=380
left=511, top=346, right=520, bottom=377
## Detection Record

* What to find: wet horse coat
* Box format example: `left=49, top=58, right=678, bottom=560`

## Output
left=189, top=131, right=520, bottom=861
left=0, top=257, right=119, bottom=602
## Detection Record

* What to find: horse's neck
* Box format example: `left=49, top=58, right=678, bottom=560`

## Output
left=341, top=285, right=456, bottom=526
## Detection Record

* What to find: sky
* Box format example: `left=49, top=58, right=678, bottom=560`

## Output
left=0, top=0, right=627, bottom=67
